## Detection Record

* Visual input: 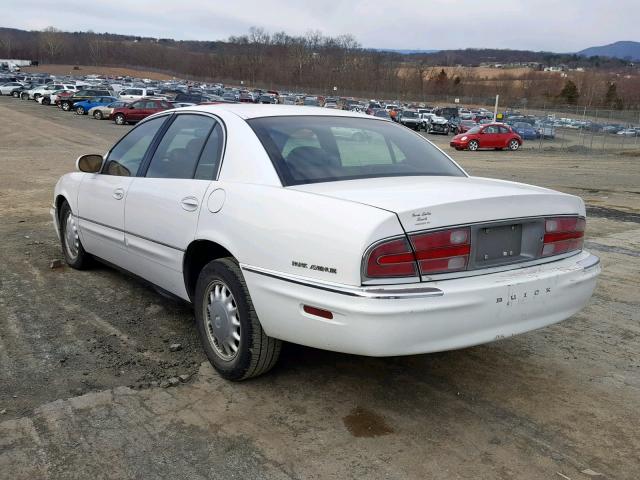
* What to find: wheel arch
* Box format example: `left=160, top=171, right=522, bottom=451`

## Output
left=183, top=239, right=237, bottom=302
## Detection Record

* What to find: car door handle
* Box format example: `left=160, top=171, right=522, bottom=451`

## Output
left=180, top=196, right=199, bottom=211
left=113, top=188, right=125, bottom=200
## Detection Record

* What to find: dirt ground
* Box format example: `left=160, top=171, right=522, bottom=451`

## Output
left=0, top=96, right=639, bottom=480
left=21, top=64, right=176, bottom=80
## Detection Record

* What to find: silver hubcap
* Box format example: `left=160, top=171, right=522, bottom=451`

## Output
left=510, top=140, right=519, bottom=150
left=116, top=116, right=124, bottom=124
left=205, top=281, right=241, bottom=360
left=64, top=212, right=79, bottom=259
left=469, top=141, right=478, bottom=150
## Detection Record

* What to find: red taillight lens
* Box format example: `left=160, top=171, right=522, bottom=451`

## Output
left=366, top=237, right=418, bottom=278
left=542, top=216, right=585, bottom=257
left=410, top=227, right=471, bottom=274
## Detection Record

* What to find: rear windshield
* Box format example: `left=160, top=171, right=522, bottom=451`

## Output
left=248, top=115, right=465, bottom=186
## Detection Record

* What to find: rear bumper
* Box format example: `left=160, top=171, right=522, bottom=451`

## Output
left=242, top=251, right=600, bottom=356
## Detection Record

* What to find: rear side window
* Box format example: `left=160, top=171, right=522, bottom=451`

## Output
left=249, top=115, right=464, bottom=186
left=194, top=123, right=224, bottom=180
left=103, top=117, right=166, bottom=177
left=145, top=114, right=216, bottom=179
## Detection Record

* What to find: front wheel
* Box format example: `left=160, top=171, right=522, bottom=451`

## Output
left=508, top=139, right=520, bottom=151
left=61, top=101, right=71, bottom=111
left=12, top=91, right=20, bottom=98
left=468, top=140, right=479, bottom=151
left=75, top=106, right=85, bottom=115
left=114, top=114, right=126, bottom=125
left=93, top=110, right=103, bottom=120
left=59, top=202, right=92, bottom=269
left=194, top=257, right=282, bottom=381
left=42, top=97, right=51, bottom=105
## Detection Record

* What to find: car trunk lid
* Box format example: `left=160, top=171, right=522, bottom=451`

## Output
left=290, top=176, right=585, bottom=232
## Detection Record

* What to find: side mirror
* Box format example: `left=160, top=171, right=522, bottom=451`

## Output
left=76, top=154, right=104, bottom=173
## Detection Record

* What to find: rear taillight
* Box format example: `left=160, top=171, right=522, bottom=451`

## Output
left=366, top=237, right=418, bottom=278
left=410, top=227, right=471, bottom=274
left=365, top=227, right=470, bottom=279
left=542, top=216, right=585, bottom=257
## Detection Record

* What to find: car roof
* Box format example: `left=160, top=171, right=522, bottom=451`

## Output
left=174, top=104, right=369, bottom=120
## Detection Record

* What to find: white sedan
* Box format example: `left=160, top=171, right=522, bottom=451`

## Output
left=51, top=105, right=600, bottom=380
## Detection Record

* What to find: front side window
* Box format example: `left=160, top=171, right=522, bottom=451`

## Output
left=146, top=114, right=216, bottom=179
left=103, top=117, right=166, bottom=177
left=249, top=116, right=465, bottom=186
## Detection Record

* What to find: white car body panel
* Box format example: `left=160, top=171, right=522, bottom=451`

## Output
left=291, top=176, right=584, bottom=232
left=51, top=104, right=600, bottom=357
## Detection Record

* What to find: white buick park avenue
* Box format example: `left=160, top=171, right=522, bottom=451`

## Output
left=51, top=104, right=600, bottom=380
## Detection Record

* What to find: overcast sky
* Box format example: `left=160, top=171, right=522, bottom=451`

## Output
left=2, top=0, right=636, bottom=52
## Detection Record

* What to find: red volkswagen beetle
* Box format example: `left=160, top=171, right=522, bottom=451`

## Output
left=450, top=123, right=522, bottom=151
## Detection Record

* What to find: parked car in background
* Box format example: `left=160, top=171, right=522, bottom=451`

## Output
left=21, top=83, right=76, bottom=100
left=303, top=96, right=321, bottom=106
left=372, top=108, right=392, bottom=120
left=0, top=82, right=24, bottom=95
left=511, top=122, right=538, bottom=140
left=52, top=104, right=599, bottom=381
left=398, top=109, right=421, bottom=130
left=59, top=89, right=115, bottom=111
left=457, top=119, right=477, bottom=134
left=110, top=98, right=173, bottom=125
left=89, top=100, right=129, bottom=120
left=616, top=128, right=639, bottom=137
left=450, top=124, right=522, bottom=151
left=74, top=96, right=119, bottom=115
left=426, top=115, right=451, bottom=135
left=536, top=123, right=556, bottom=139
left=119, top=87, right=162, bottom=101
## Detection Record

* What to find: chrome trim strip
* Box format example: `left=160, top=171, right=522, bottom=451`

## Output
left=577, top=254, right=600, bottom=271
left=240, top=264, right=444, bottom=299
left=77, top=215, right=185, bottom=252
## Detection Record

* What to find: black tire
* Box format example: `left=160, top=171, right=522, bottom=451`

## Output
left=75, top=106, right=85, bottom=115
left=42, top=97, right=51, bottom=105
left=33, top=93, right=41, bottom=100
left=21, top=92, right=29, bottom=100
left=59, top=202, right=92, bottom=269
left=114, top=113, right=126, bottom=125
left=194, top=257, right=282, bottom=381
left=94, top=110, right=103, bottom=120
left=468, top=140, right=479, bottom=151
left=61, top=101, right=71, bottom=111
left=508, top=139, right=520, bottom=151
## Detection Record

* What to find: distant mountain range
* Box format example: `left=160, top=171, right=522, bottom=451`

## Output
left=578, top=41, right=640, bottom=61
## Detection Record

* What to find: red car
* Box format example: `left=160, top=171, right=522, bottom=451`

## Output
left=457, top=119, right=477, bottom=134
left=450, top=123, right=522, bottom=151
left=110, top=98, right=173, bottom=125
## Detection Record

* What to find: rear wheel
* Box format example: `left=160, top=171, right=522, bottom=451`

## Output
left=75, top=106, right=85, bottom=115
left=468, top=140, right=479, bottom=151
left=114, top=113, right=126, bottom=125
left=21, top=92, right=29, bottom=100
left=508, top=139, right=520, bottom=151
left=42, top=97, right=51, bottom=105
left=194, top=257, right=282, bottom=381
left=33, top=93, right=41, bottom=100
left=61, top=101, right=71, bottom=111
left=59, top=202, right=92, bottom=269
left=93, top=110, right=103, bottom=120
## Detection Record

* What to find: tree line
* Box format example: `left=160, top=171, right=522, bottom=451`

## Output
left=0, top=26, right=638, bottom=109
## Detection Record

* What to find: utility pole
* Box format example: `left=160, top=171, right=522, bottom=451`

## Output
left=493, top=94, right=499, bottom=122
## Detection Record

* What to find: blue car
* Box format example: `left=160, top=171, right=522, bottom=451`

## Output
left=511, top=122, right=538, bottom=140
left=74, top=96, right=118, bottom=115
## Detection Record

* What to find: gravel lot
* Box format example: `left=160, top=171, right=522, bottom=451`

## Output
left=0, top=96, right=638, bottom=479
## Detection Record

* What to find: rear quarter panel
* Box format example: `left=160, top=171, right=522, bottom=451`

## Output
left=195, top=182, right=403, bottom=286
